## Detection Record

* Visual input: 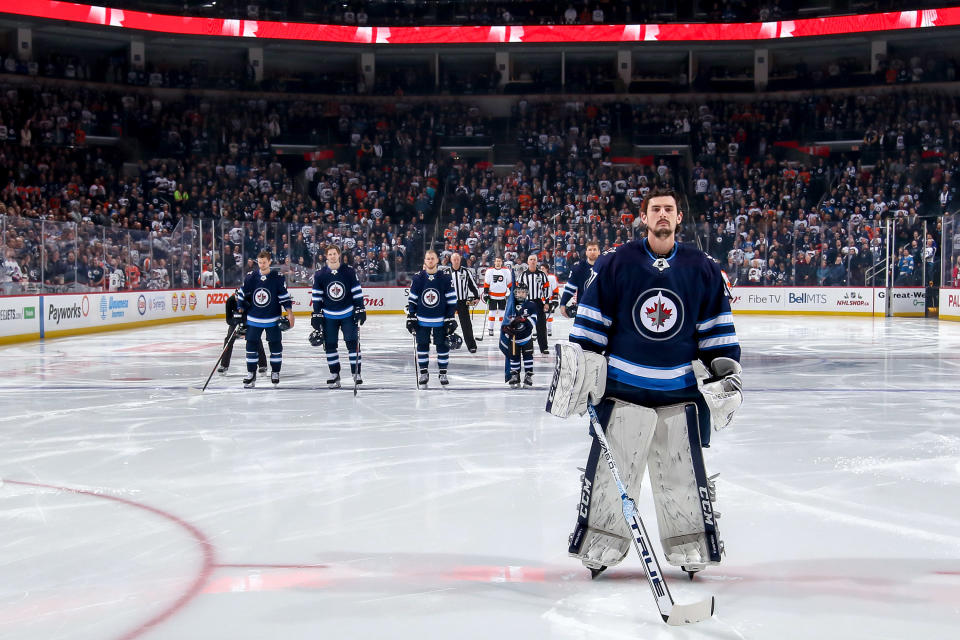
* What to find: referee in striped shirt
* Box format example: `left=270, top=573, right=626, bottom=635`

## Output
left=518, top=254, right=550, bottom=354
left=448, top=252, right=481, bottom=353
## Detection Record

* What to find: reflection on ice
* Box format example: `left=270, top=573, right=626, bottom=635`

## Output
left=1, top=315, right=959, bottom=639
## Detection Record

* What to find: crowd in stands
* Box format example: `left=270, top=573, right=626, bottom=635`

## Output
left=2, top=70, right=959, bottom=296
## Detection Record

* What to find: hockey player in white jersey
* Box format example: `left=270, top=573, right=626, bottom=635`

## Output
left=482, top=256, right=513, bottom=337
left=547, top=187, right=742, bottom=580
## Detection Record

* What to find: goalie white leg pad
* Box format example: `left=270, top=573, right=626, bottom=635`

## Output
left=648, top=403, right=723, bottom=569
left=568, top=400, right=658, bottom=569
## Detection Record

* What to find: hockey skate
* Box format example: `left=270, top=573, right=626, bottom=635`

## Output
left=271, top=371, right=279, bottom=386
left=586, top=562, right=608, bottom=580
left=417, top=370, right=429, bottom=387
left=217, top=365, right=227, bottom=375
left=438, top=370, right=450, bottom=386
left=508, top=371, right=520, bottom=388
left=523, top=371, right=533, bottom=387
left=258, top=365, right=267, bottom=374
left=353, top=372, right=363, bottom=385
left=243, top=372, right=256, bottom=388
left=488, top=328, right=494, bottom=336
left=568, top=529, right=608, bottom=579
left=327, top=373, right=341, bottom=389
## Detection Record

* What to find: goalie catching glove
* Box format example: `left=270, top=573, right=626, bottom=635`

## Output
left=695, top=357, right=742, bottom=431
left=545, top=341, right=607, bottom=418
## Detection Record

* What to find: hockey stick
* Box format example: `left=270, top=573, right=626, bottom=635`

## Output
left=353, top=328, right=360, bottom=397
left=192, top=323, right=240, bottom=394
left=413, top=332, right=422, bottom=390
left=585, top=403, right=715, bottom=626
left=477, top=299, right=489, bottom=341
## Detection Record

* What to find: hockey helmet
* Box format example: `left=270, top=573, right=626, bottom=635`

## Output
left=448, top=333, right=463, bottom=350
left=513, top=282, right=529, bottom=302
left=308, top=329, right=323, bottom=346
left=279, top=316, right=292, bottom=332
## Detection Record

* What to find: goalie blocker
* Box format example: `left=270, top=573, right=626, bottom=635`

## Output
left=547, top=342, right=723, bottom=575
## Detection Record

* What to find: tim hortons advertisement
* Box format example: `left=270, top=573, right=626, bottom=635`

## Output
left=941, top=288, right=960, bottom=321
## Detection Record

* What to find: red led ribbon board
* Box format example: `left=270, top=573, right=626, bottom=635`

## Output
left=4, top=2, right=960, bottom=43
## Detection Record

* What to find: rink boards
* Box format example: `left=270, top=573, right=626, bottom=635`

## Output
left=1, top=285, right=958, bottom=343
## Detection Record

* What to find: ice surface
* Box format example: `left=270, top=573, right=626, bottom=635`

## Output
left=1, top=315, right=959, bottom=639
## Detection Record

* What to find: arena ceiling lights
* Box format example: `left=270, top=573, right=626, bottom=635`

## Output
left=6, top=2, right=960, bottom=44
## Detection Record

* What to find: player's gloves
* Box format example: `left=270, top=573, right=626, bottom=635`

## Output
left=232, top=311, right=245, bottom=327
left=311, top=311, right=324, bottom=331
left=466, top=296, right=479, bottom=307
left=547, top=300, right=559, bottom=313
left=355, top=307, right=367, bottom=325
left=444, top=319, right=458, bottom=335
left=405, top=314, right=417, bottom=334
left=696, top=357, right=743, bottom=431
left=482, top=293, right=491, bottom=304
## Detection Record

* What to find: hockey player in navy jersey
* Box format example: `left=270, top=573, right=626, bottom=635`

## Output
left=406, top=249, right=457, bottom=387
left=311, top=245, right=366, bottom=389
left=547, top=187, right=743, bottom=580
left=559, top=240, right=600, bottom=317
left=235, top=250, right=294, bottom=388
left=499, top=282, right=538, bottom=388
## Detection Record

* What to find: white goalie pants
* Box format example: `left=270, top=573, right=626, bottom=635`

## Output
left=567, top=399, right=722, bottom=570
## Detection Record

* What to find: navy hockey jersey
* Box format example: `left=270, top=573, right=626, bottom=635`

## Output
left=559, top=259, right=594, bottom=308
left=570, top=238, right=739, bottom=404
left=311, top=265, right=364, bottom=319
left=500, top=296, right=538, bottom=347
left=406, top=269, right=457, bottom=327
left=237, top=269, right=293, bottom=328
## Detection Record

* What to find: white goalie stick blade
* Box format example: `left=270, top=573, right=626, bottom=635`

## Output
left=665, top=597, right=716, bottom=626
left=586, top=403, right=716, bottom=626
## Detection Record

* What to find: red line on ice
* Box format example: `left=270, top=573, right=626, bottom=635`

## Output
left=4, top=479, right=216, bottom=640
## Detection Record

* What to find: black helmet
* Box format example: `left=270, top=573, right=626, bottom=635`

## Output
left=448, top=333, right=463, bottom=350
left=514, top=282, right=529, bottom=301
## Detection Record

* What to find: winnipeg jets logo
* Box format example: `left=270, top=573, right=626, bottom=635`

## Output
left=253, top=288, right=271, bottom=307
left=632, top=288, right=683, bottom=340
left=327, top=282, right=345, bottom=301
left=423, top=289, right=440, bottom=307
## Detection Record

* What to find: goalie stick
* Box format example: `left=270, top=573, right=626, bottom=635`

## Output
left=192, top=323, right=241, bottom=394
left=586, top=402, right=715, bottom=626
